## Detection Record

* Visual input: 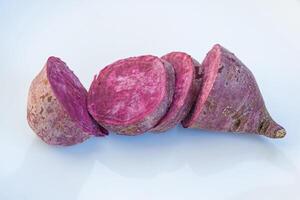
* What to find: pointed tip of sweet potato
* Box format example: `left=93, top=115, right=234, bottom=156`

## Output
left=262, top=119, right=286, bottom=138
left=274, top=128, right=286, bottom=138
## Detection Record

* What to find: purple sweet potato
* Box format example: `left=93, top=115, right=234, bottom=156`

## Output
left=88, top=55, right=175, bottom=135
left=27, top=57, right=108, bottom=146
left=151, top=52, right=202, bottom=132
left=182, top=44, right=286, bottom=138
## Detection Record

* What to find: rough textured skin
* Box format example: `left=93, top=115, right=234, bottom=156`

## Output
left=151, top=52, right=203, bottom=132
left=27, top=57, right=107, bottom=146
left=182, top=44, right=286, bottom=138
left=88, top=55, right=175, bottom=135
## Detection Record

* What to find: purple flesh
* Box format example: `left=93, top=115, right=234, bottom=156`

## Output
left=151, top=52, right=202, bottom=132
left=47, top=57, right=108, bottom=136
left=88, top=55, right=175, bottom=135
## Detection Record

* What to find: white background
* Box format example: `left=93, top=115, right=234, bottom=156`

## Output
left=0, top=0, right=300, bottom=199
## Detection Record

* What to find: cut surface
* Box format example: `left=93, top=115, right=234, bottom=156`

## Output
left=88, top=55, right=175, bottom=134
left=182, top=47, right=220, bottom=127
left=47, top=57, right=107, bottom=136
left=151, top=52, right=202, bottom=132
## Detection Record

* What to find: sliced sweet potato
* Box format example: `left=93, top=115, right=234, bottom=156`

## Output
left=182, top=44, right=286, bottom=138
left=27, top=57, right=108, bottom=146
left=88, top=55, right=175, bottom=135
left=151, top=52, right=203, bottom=132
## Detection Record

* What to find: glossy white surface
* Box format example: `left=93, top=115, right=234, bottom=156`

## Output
left=0, top=0, right=299, bottom=199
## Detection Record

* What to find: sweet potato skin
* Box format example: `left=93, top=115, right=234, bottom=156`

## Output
left=88, top=56, right=175, bottom=135
left=183, top=44, right=286, bottom=138
left=27, top=66, right=91, bottom=146
left=151, top=52, right=202, bottom=132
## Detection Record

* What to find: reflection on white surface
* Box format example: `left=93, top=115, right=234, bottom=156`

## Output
left=1, top=140, right=96, bottom=199
left=0, top=0, right=300, bottom=199
left=1, top=127, right=299, bottom=199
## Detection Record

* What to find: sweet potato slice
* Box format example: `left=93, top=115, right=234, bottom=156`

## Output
left=88, top=55, right=175, bottom=135
left=151, top=52, right=202, bottom=132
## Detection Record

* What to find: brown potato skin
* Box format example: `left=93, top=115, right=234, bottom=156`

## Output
left=27, top=66, right=91, bottom=146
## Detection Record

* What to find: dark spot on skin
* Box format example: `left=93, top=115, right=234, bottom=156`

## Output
left=225, top=82, right=228, bottom=86
left=47, top=96, right=52, bottom=102
left=258, top=120, right=270, bottom=133
left=232, top=119, right=241, bottom=131
left=258, top=122, right=263, bottom=132
left=231, top=105, right=248, bottom=121
left=203, top=110, right=207, bottom=115
left=205, top=101, right=215, bottom=112
left=40, top=93, right=49, bottom=101
left=237, top=69, right=241, bottom=73
left=39, top=107, right=44, bottom=114
left=218, top=65, right=224, bottom=73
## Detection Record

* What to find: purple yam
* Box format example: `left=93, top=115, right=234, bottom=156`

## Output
left=151, top=52, right=202, bottom=132
left=27, top=57, right=108, bottom=146
left=88, top=55, right=175, bottom=135
left=182, top=44, right=286, bottom=138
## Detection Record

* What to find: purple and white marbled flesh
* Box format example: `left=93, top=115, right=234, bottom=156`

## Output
left=88, top=55, right=175, bottom=135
